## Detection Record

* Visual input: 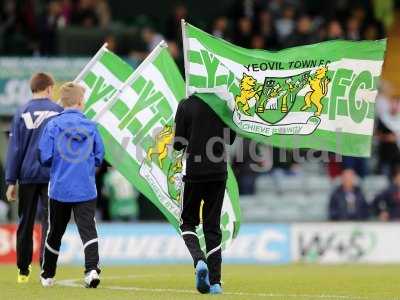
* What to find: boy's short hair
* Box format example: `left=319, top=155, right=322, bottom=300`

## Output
left=30, top=72, right=55, bottom=93
left=60, top=82, right=85, bottom=107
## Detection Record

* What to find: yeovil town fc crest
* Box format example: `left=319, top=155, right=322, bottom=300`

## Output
left=233, top=66, right=330, bottom=136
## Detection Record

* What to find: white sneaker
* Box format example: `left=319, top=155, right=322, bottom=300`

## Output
left=84, top=270, right=100, bottom=288
left=40, top=276, right=55, bottom=287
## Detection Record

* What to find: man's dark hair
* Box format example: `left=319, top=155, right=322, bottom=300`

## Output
left=30, top=72, right=55, bottom=93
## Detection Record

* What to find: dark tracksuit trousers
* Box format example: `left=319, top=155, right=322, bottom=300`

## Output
left=173, top=96, right=236, bottom=286
left=41, top=199, right=100, bottom=278
left=17, top=183, right=49, bottom=274
left=180, top=180, right=226, bottom=285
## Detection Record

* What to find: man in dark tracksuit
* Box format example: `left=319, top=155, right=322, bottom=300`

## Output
left=173, top=95, right=236, bottom=295
left=5, top=73, right=62, bottom=283
left=38, top=82, right=104, bottom=288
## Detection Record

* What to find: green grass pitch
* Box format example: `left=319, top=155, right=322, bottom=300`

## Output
left=1, top=264, right=400, bottom=300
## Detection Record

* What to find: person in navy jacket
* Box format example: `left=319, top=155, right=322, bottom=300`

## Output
left=38, top=82, right=104, bottom=288
left=328, top=169, right=370, bottom=221
left=5, top=73, right=62, bottom=283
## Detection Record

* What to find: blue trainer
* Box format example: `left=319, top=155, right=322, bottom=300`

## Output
left=210, top=283, right=223, bottom=294
left=195, top=260, right=210, bottom=294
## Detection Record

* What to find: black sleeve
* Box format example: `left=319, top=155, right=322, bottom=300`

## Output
left=173, top=101, right=188, bottom=151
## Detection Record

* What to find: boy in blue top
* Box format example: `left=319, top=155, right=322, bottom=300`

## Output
left=5, top=72, right=63, bottom=283
left=38, top=82, right=105, bottom=288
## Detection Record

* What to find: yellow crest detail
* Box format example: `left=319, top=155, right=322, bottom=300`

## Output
left=301, top=66, right=330, bottom=116
left=146, top=125, right=174, bottom=168
left=235, top=73, right=262, bottom=115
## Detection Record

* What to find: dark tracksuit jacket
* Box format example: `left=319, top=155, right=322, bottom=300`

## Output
left=5, top=97, right=62, bottom=272
left=6, top=98, right=63, bottom=185
left=173, top=95, right=236, bottom=182
left=173, top=95, right=236, bottom=285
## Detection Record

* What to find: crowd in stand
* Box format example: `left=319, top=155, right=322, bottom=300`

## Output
left=0, top=0, right=111, bottom=55
left=0, top=0, right=388, bottom=55
left=328, top=167, right=400, bottom=222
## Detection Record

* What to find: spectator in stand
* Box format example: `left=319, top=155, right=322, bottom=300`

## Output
left=251, top=35, right=265, bottom=49
left=37, top=1, right=64, bottom=55
left=212, top=16, right=230, bottom=39
left=142, top=26, right=164, bottom=52
left=328, top=169, right=369, bottom=221
left=165, top=3, right=187, bottom=42
left=375, top=99, right=400, bottom=177
left=351, top=5, right=369, bottom=28
left=130, top=26, right=164, bottom=61
left=234, top=17, right=253, bottom=48
left=346, top=16, right=361, bottom=40
left=60, top=0, right=73, bottom=24
left=326, top=20, right=344, bottom=40
left=256, top=10, right=278, bottom=49
left=70, top=0, right=99, bottom=28
left=275, top=5, right=296, bottom=42
left=285, top=15, right=316, bottom=47
left=373, top=167, right=400, bottom=221
left=94, top=0, right=111, bottom=28
left=363, top=21, right=383, bottom=40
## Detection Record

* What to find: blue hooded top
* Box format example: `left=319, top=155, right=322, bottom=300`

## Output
left=38, top=109, right=105, bottom=202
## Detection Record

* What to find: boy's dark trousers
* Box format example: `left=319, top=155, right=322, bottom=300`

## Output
left=17, top=183, right=49, bottom=273
left=180, top=180, right=226, bottom=285
left=41, top=199, right=100, bottom=278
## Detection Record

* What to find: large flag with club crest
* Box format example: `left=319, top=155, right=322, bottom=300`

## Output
left=74, top=42, right=241, bottom=250
left=182, top=21, right=386, bottom=157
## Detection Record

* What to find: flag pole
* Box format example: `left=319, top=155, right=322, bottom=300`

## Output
left=93, top=41, right=168, bottom=122
left=181, top=19, right=190, bottom=98
left=73, top=43, right=108, bottom=83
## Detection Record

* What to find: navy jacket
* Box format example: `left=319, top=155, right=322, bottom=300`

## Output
left=329, top=186, right=370, bottom=221
left=38, top=109, right=105, bottom=202
left=5, top=98, right=63, bottom=184
left=372, top=185, right=400, bottom=220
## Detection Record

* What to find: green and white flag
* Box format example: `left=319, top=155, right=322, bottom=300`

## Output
left=74, top=43, right=135, bottom=119
left=182, top=21, right=386, bottom=157
left=76, top=42, right=241, bottom=250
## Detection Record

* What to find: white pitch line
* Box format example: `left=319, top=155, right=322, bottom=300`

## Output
left=55, top=275, right=385, bottom=300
